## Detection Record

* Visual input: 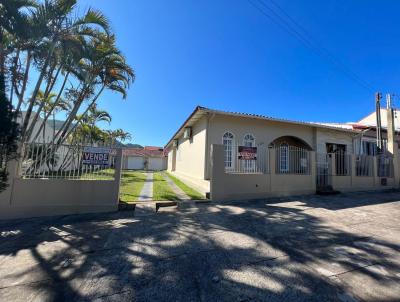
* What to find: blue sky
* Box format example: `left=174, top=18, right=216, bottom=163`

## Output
left=77, top=0, right=400, bottom=146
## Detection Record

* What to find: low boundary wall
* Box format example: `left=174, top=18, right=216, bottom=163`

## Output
left=0, top=149, right=122, bottom=220
left=210, top=144, right=400, bottom=201
left=210, top=145, right=316, bottom=201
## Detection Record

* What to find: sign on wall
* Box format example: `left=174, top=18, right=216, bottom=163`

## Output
left=238, top=146, right=257, bottom=160
left=82, top=147, right=111, bottom=165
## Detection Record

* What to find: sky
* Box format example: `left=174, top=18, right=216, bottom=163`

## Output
left=75, top=0, right=400, bottom=147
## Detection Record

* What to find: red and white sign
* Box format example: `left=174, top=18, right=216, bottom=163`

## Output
left=82, top=147, right=111, bottom=165
left=238, top=146, right=257, bottom=160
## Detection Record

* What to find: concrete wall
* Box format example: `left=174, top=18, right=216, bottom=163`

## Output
left=210, top=144, right=399, bottom=201
left=315, top=128, right=354, bottom=154
left=210, top=144, right=316, bottom=201
left=172, top=116, right=207, bottom=180
left=0, top=149, right=123, bottom=220
left=331, top=153, right=398, bottom=192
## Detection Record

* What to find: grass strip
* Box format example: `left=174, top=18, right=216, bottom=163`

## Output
left=153, top=172, right=178, bottom=201
left=119, top=170, right=147, bottom=202
left=166, top=172, right=205, bottom=200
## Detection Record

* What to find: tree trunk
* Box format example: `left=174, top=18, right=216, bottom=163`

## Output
left=20, top=41, right=56, bottom=143
left=30, top=71, right=69, bottom=143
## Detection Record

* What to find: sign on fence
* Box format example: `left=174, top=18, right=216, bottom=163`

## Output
left=238, top=146, right=257, bottom=160
left=82, top=147, right=111, bottom=165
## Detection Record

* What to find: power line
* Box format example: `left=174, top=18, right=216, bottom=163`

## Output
left=246, top=0, right=375, bottom=93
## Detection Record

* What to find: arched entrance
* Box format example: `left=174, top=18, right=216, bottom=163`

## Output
left=269, top=136, right=313, bottom=174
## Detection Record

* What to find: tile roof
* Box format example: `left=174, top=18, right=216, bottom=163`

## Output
left=165, top=106, right=359, bottom=148
left=123, top=146, right=165, bottom=157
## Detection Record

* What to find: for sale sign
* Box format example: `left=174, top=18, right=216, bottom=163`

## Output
left=82, top=147, right=111, bottom=165
left=238, top=146, right=257, bottom=160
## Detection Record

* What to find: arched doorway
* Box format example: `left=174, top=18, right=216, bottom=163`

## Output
left=269, top=136, right=313, bottom=174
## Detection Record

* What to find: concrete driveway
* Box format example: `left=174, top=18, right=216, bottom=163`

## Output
left=0, top=191, right=400, bottom=301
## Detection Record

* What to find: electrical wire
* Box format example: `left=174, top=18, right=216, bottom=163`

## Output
left=247, top=0, right=375, bottom=93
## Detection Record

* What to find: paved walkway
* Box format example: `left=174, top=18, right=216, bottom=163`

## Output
left=138, top=172, right=153, bottom=201
left=1, top=191, right=400, bottom=301
left=162, top=172, right=190, bottom=200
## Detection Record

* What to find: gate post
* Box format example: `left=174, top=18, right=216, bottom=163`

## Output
left=310, top=151, right=316, bottom=192
left=114, top=148, right=123, bottom=204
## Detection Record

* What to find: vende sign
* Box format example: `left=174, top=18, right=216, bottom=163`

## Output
left=82, top=147, right=111, bottom=165
left=238, top=146, right=257, bottom=160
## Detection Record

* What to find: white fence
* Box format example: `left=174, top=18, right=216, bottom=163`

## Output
left=224, top=144, right=269, bottom=174
left=377, top=154, right=394, bottom=178
left=355, top=155, right=374, bottom=177
left=275, top=146, right=311, bottom=175
left=20, top=142, right=116, bottom=180
left=222, top=144, right=312, bottom=175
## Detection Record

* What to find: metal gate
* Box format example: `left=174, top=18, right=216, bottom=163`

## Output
left=316, top=153, right=332, bottom=191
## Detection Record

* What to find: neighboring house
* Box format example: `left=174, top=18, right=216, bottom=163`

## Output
left=122, top=146, right=167, bottom=171
left=18, top=111, right=56, bottom=143
left=164, top=106, right=400, bottom=196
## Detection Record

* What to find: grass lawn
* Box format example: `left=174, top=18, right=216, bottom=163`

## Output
left=119, top=170, right=147, bottom=202
left=80, top=169, right=146, bottom=201
left=153, top=172, right=178, bottom=201
left=166, top=172, right=205, bottom=200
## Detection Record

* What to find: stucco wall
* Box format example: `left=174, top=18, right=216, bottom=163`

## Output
left=173, top=117, right=207, bottom=180
left=315, top=128, right=354, bottom=154
left=0, top=178, right=119, bottom=220
left=0, top=149, right=123, bottom=220
left=206, top=115, right=315, bottom=179
left=210, top=144, right=316, bottom=201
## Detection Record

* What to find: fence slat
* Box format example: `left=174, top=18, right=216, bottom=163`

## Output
left=20, top=142, right=116, bottom=180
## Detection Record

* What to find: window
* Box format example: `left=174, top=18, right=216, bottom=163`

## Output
left=242, top=134, right=255, bottom=172
left=243, top=134, right=255, bottom=147
left=223, top=132, right=234, bottom=169
left=279, top=143, right=289, bottom=172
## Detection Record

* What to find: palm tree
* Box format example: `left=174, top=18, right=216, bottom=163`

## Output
left=105, top=129, right=132, bottom=146
left=32, top=90, right=70, bottom=143
left=2, top=0, right=135, bottom=173
left=0, top=0, right=35, bottom=191
left=74, top=105, right=111, bottom=144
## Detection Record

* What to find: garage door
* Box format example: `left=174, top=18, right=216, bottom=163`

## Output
left=127, top=156, right=144, bottom=170
left=148, top=158, right=165, bottom=171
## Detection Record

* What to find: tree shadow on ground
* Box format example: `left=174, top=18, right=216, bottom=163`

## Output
left=0, top=191, right=399, bottom=301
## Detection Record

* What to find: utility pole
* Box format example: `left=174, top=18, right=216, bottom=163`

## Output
left=386, top=93, right=400, bottom=187
left=375, top=92, right=383, bottom=154
left=386, top=93, right=395, bottom=154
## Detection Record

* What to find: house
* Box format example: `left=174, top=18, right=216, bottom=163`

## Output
left=122, top=146, right=167, bottom=171
left=165, top=106, right=400, bottom=199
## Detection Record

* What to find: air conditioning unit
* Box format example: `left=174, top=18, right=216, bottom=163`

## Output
left=183, top=127, right=192, bottom=139
left=172, top=139, right=179, bottom=147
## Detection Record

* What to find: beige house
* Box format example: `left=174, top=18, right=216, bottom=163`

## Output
left=165, top=106, right=400, bottom=199
left=122, top=146, right=167, bottom=171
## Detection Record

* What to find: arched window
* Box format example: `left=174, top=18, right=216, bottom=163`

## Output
left=223, top=132, right=235, bottom=169
left=243, top=134, right=255, bottom=147
left=242, top=134, right=256, bottom=172
left=279, top=143, right=289, bottom=172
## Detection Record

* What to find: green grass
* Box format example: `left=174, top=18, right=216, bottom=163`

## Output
left=166, top=172, right=205, bottom=200
left=119, top=170, right=147, bottom=202
left=153, top=172, right=178, bottom=201
left=80, top=168, right=146, bottom=201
